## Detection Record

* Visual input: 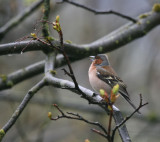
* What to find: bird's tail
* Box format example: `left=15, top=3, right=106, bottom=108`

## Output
left=124, top=96, right=141, bottom=114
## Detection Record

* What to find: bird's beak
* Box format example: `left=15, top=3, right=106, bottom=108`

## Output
left=89, top=56, right=95, bottom=61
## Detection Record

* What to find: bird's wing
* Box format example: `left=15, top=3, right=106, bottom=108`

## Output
left=96, top=66, right=140, bottom=113
left=96, top=66, right=130, bottom=99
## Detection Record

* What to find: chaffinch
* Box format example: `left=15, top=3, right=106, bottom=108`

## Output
left=88, top=54, right=137, bottom=111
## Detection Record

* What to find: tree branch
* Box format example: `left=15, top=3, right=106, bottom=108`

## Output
left=0, top=10, right=159, bottom=57
left=42, top=0, right=50, bottom=39
left=0, top=10, right=159, bottom=92
left=0, top=0, right=44, bottom=41
left=0, top=61, right=44, bottom=90
left=0, top=3, right=153, bottom=141
left=0, top=55, right=65, bottom=91
left=50, top=104, right=109, bottom=139
left=58, top=0, right=137, bottom=23
left=111, top=94, right=148, bottom=142
left=0, top=79, right=46, bottom=141
left=45, top=73, right=133, bottom=141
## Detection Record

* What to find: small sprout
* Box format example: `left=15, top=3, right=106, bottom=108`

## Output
left=139, top=13, right=148, bottom=19
left=47, top=36, right=54, bottom=41
left=56, top=15, right=60, bottom=22
left=111, top=92, right=120, bottom=104
left=53, top=23, right=57, bottom=30
left=110, top=84, right=120, bottom=103
left=50, top=70, right=57, bottom=75
left=53, top=23, right=61, bottom=32
left=112, top=84, right=119, bottom=95
left=0, top=129, right=5, bottom=140
left=7, top=81, right=14, bottom=87
left=108, top=105, right=112, bottom=111
left=152, top=3, right=160, bottom=12
left=65, top=40, right=72, bottom=44
left=53, top=15, right=61, bottom=32
left=48, top=112, right=52, bottom=119
left=99, top=89, right=105, bottom=96
left=0, top=74, right=7, bottom=82
left=99, top=89, right=109, bottom=103
left=85, top=139, right=90, bottom=142
left=30, top=33, right=37, bottom=39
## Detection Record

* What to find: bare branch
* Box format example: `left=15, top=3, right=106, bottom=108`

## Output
left=0, top=55, right=64, bottom=91
left=46, top=74, right=132, bottom=142
left=91, top=128, right=108, bottom=139
left=50, top=104, right=109, bottom=138
left=111, top=94, right=148, bottom=141
left=58, top=0, right=137, bottom=23
left=0, top=61, right=44, bottom=91
left=0, top=2, right=152, bottom=141
left=1, top=79, right=46, bottom=140
left=48, top=16, right=132, bottom=141
left=0, top=10, right=159, bottom=57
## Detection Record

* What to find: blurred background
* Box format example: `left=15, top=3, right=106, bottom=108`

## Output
left=0, top=0, right=160, bottom=142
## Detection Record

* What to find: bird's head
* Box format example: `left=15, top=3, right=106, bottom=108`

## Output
left=89, top=54, right=110, bottom=66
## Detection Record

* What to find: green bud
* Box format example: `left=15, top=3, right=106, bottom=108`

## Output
left=56, top=15, right=60, bottom=22
left=112, top=84, right=119, bottom=94
left=152, top=3, right=160, bottom=12
left=0, top=129, right=5, bottom=141
left=99, top=89, right=105, bottom=96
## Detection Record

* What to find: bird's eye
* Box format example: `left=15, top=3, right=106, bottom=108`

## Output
left=95, top=58, right=102, bottom=65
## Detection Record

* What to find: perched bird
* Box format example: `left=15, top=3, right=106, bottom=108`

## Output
left=88, top=54, right=138, bottom=111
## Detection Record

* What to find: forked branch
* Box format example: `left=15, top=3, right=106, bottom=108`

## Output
left=49, top=104, right=109, bottom=139
left=111, top=94, right=148, bottom=141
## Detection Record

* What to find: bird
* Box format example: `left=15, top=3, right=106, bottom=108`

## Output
left=88, top=54, right=138, bottom=112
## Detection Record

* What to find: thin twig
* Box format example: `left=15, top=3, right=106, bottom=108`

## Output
left=45, top=18, right=95, bottom=102
left=45, top=16, right=134, bottom=141
left=51, top=104, right=109, bottom=137
left=111, top=94, right=148, bottom=141
left=91, top=128, right=108, bottom=139
left=58, top=0, right=137, bottom=23
left=108, top=109, right=113, bottom=137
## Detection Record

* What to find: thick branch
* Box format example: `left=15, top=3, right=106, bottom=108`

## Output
left=0, top=59, right=132, bottom=142
left=42, top=0, right=50, bottom=39
left=44, top=51, right=56, bottom=73
left=112, top=109, right=131, bottom=142
left=0, top=0, right=44, bottom=41
left=0, top=11, right=160, bottom=57
left=45, top=74, right=131, bottom=142
left=0, top=55, right=64, bottom=91
left=0, top=61, right=44, bottom=90
left=0, top=11, right=159, bottom=90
